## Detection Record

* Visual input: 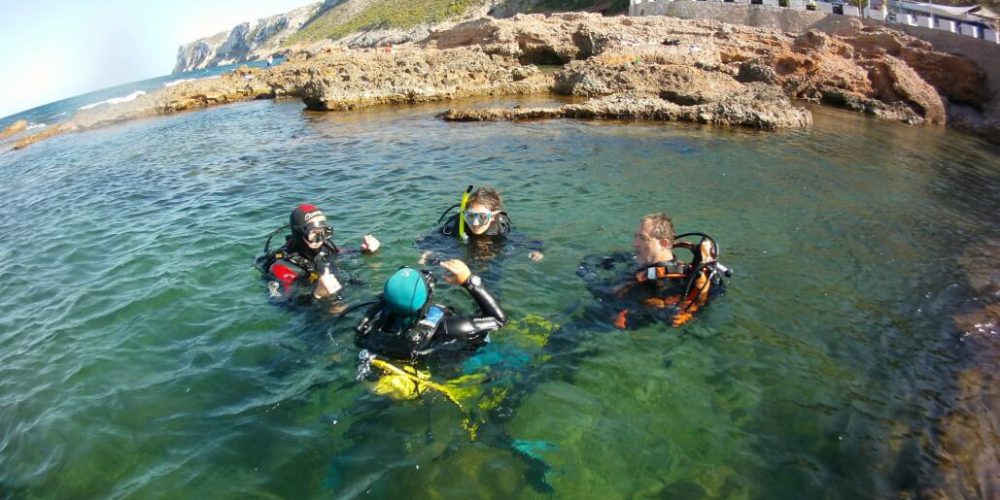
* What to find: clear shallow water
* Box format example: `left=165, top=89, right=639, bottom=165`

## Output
left=1, top=97, right=998, bottom=498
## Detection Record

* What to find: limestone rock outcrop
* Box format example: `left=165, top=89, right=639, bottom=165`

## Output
left=441, top=86, right=812, bottom=129
left=0, top=119, right=28, bottom=139
left=432, top=14, right=980, bottom=128
left=12, top=13, right=992, bottom=151
left=296, top=47, right=551, bottom=111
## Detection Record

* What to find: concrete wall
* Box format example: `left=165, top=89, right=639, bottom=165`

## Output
left=634, top=1, right=830, bottom=32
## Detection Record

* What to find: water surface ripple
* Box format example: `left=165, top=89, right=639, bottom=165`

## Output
left=1, top=98, right=998, bottom=498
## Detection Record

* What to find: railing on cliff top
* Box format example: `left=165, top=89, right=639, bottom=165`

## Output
left=629, top=0, right=1000, bottom=44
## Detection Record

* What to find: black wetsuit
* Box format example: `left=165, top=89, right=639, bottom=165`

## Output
left=355, top=274, right=507, bottom=360
left=415, top=212, right=541, bottom=287
left=256, top=236, right=346, bottom=302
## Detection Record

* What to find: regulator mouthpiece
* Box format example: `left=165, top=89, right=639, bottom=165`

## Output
left=715, top=263, right=733, bottom=277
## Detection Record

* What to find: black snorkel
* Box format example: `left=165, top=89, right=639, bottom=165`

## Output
left=261, top=224, right=290, bottom=257
left=254, top=224, right=291, bottom=273
left=321, top=238, right=340, bottom=255
left=437, top=204, right=461, bottom=225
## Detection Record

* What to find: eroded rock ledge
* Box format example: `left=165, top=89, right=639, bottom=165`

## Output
left=8, top=13, right=994, bottom=151
left=432, top=13, right=987, bottom=130
left=440, top=88, right=812, bottom=129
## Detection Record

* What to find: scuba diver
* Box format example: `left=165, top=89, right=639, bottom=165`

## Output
left=255, top=203, right=380, bottom=302
left=355, top=259, right=507, bottom=360
left=417, top=186, right=542, bottom=285
left=578, top=212, right=732, bottom=329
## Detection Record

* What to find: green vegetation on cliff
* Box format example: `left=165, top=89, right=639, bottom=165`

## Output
left=284, top=0, right=629, bottom=46
left=287, top=0, right=486, bottom=45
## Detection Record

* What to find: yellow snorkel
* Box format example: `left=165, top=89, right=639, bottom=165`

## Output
left=458, top=185, right=473, bottom=242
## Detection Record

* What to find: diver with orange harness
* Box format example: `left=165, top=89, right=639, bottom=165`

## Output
left=577, top=212, right=731, bottom=329
left=254, top=203, right=380, bottom=302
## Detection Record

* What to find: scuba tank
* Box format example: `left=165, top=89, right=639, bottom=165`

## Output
left=672, top=232, right=733, bottom=312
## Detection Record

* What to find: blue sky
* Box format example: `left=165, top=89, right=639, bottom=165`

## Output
left=0, top=0, right=315, bottom=119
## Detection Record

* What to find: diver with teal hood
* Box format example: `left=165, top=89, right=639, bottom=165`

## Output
left=355, top=259, right=507, bottom=360
left=416, top=186, right=543, bottom=287
left=325, top=260, right=565, bottom=493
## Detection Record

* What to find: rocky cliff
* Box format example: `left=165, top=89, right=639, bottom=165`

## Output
left=172, top=0, right=628, bottom=73
left=173, top=3, right=321, bottom=73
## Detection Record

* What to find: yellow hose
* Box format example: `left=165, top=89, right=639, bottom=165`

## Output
left=369, top=357, right=466, bottom=411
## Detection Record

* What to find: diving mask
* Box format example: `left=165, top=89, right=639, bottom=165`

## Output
left=463, top=209, right=497, bottom=226
left=305, top=225, right=332, bottom=243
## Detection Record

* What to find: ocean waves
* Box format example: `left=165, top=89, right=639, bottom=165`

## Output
left=78, top=90, right=146, bottom=111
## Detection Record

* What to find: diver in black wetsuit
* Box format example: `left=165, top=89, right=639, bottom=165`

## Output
left=255, top=203, right=380, bottom=302
left=355, top=259, right=507, bottom=360
left=416, top=186, right=542, bottom=286
left=577, top=212, right=731, bottom=329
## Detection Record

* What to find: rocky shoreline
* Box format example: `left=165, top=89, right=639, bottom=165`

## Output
left=5, top=13, right=995, bottom=150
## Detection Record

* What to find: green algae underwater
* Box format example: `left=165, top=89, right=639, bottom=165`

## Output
left=1, top=96, right=999, bottom=498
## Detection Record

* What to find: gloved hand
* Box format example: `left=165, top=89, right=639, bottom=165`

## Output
left=313, top=264, right=342, bottom=299
left=361, top=234, right=380, bottom=254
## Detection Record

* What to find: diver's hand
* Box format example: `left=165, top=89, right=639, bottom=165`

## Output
left=361, top=234, right=380, bottom=254
left=528, top=250, right=544, bottom=262
left=440, top=259, right=471, bottom=285
left=313, top=268, right=342, bottom=299
left=418, top=250, right=433, bottom=266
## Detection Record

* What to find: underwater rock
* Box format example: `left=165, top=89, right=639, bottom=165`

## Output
left=927, top=315, right=1000, bottom=499
left=928, top=238, right=1000, bottom=498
